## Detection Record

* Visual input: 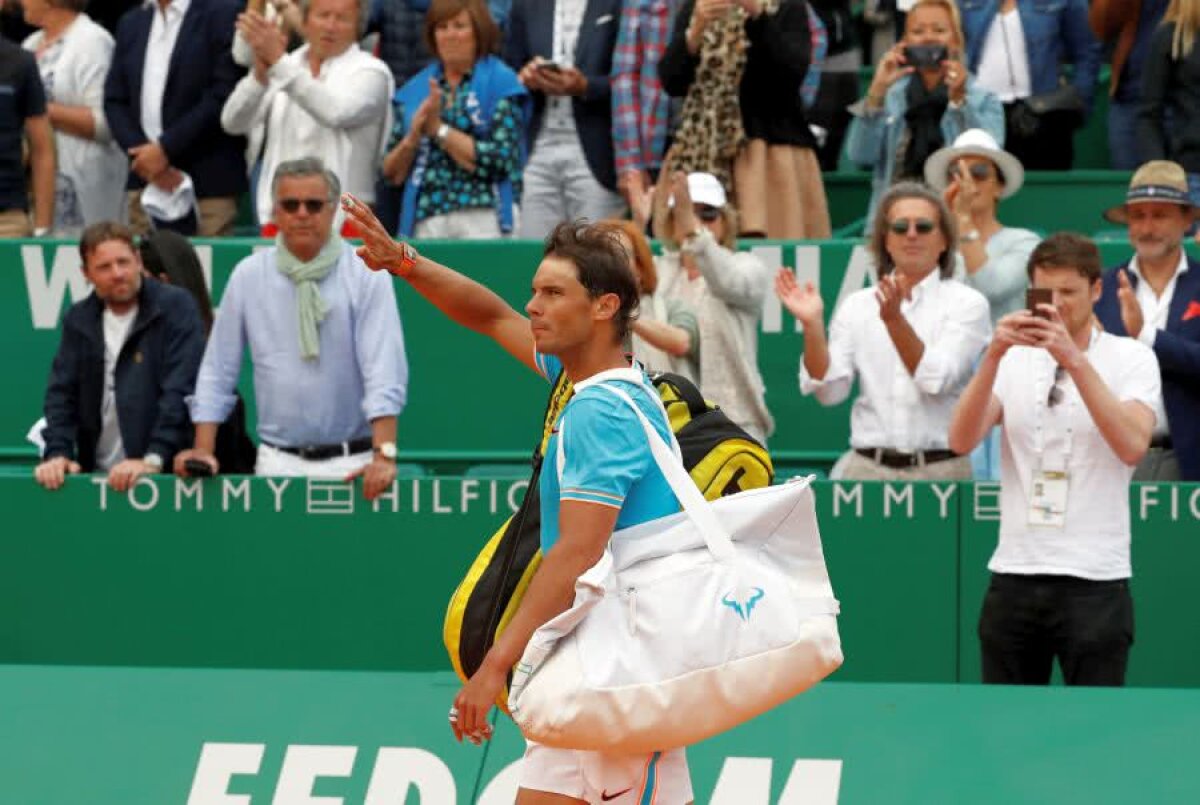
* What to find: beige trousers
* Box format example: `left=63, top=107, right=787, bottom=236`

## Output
left=0, top=208, right=32, bottom=237
left=836, top=450, right=973, bottom=482
left=126, top=191, right=239, bottom=236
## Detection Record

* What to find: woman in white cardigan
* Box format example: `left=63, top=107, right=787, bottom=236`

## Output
left=649, top=170, right=775, bottom=444
left=221, top=0, right=393, bottom=231
left=22, top=0, right=126, bottom=234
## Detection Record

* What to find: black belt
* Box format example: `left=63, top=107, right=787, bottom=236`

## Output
left=1149, top=435, right=1173, bottom=450
left=855, top=447, right=958, bottom=469
left=264, top=437, right=374, bottom=460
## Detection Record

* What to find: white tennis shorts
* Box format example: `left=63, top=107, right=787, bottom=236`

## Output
left=519, top=740, right=692, bottom=804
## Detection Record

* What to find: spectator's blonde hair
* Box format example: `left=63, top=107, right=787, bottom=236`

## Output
left=905, top=0, right=965, bottom=52
left=1165, top=0, right=1200, bottom=60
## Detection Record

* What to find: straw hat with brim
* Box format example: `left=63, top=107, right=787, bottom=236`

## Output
left=1103, top=160, right=1197, bottom=224
left=924, top=128, right=1025, bottom=199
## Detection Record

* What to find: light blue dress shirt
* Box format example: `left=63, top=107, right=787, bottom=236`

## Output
left=189, top=244, right=409, bottom=447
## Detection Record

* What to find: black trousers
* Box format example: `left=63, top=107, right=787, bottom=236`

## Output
left=1002, top=102, right=1079, bottom=170
left=979, top=573, right=1134, bottom=687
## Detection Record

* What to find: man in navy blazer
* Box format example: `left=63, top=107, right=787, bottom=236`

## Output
left=1094, top=161, right=1200, bottom=481
left=104, top=0, right=247, bottom=236
left=503, top=0, right=624, bottom=239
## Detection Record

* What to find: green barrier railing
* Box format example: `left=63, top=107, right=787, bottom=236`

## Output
left=4, top=476, right=1196, bottom=688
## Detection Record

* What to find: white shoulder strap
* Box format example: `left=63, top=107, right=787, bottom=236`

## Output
left=591, top=383, right=737, bottom=562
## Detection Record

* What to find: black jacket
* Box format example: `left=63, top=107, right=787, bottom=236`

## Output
left=42, top=278, right=206, bottom=470
left=502, top=0, right=622, bottom=190
left=1138, top=21, right=1200, bottom=172
left=103, top=0, right=247, bottom=197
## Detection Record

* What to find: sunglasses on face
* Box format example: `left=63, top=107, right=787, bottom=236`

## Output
left=694, top=204, right=722, bottom=222
left=888, top=217, right=937, bottom=236
left=279, top=198, right=328, bottom=214
left=949, top=162, right=994, bottom=182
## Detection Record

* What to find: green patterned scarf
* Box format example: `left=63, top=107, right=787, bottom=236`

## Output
left=275, top=233, right=343, bottom=360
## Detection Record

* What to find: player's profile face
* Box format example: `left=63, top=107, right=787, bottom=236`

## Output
left=526, top=256, right=594, bottom=355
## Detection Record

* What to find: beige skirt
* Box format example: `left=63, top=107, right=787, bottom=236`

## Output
left=734, top=139, right=831, bottom=239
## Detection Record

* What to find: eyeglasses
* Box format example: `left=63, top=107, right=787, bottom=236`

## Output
left=1047, top=365, right=1066, bottom=408
left=694, top=205, right=722, bottom=222
left=279, top=198, right=328, bottom=214
left=888, top=217, right=937, bottom=236
left=948, top=162, right=994, bottom=182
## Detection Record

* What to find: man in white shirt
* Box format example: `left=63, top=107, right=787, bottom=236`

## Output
left=1094, top=160, right=1200, bottom=482
left=36, top=221, right=207, bottom=491
left=777, top=181, right=991, bottom=480
left=949, top=232, right=1160, bottom=686
left=221, top=0, right=393, bottom=229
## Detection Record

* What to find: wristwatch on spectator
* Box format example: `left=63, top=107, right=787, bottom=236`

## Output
left=143, top=453, right=164, bottom=472
left=33, top=226, right=49, bottom=237
left=435, top=123, right=450, bottom=145
left=374, top=441, right=398, bottom=461
left=960, top=230, right=981, bottom=243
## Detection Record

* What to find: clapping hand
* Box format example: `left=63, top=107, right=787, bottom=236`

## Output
left=875, top=273, right=912, bottom=323
left=237, top=11, right=287, bottom=78
left=775, top=269, right=823, bottom=328
left=1116, top=269, right=1144, bottom=338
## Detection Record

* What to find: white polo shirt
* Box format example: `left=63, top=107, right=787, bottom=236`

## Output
left=990, top=331, right=1161, bottom=580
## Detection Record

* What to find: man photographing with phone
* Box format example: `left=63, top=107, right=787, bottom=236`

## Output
left=949, top=232, right=1160, bottom=687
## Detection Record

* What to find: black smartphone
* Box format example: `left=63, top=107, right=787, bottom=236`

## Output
left=184, top=458, right=214, bottom=478
left=1026, top=288, right=1053, bottom=320
left=537, top=61, right=563, bottom=74
left=904, top=44, right=949, bottom=69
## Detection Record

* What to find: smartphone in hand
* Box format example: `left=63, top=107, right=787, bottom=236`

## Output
left=903, top=44, right=949, bottom=69
left=1026, top=288, right=1053, bottom=320
left=537, top=61, right=563, bottom=74
left=184, top=458, right=215, bottom=478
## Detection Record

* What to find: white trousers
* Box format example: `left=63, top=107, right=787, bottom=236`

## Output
left=254, top=443, right=373, bottom=478
left=413, top=207, right=514, bottom=239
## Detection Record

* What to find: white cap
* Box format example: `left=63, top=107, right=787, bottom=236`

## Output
left=686, top=172, right=727, bottom=209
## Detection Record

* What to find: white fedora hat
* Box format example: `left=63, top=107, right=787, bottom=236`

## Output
left=924, top=129, right=1025, bottom=199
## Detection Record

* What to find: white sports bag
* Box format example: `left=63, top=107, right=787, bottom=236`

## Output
left=508, top=382, right=842, bottom=753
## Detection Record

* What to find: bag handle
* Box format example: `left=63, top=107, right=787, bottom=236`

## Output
left=591, top=383, right=737, bottom=562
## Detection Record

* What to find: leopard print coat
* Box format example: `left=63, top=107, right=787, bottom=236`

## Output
left=663, top=0, right=779, bottom=192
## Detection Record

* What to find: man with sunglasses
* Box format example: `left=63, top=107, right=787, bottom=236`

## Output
left=175, top=157, right=409, bottom=500
left=777, top=181, right=990, bottom=480
left=948, top=233, right=1160, bottom=687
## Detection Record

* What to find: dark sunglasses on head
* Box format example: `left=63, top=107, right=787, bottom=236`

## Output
left=888, top=217, right=937, bottom=235
left=949, top=162, right=994, bottom=182
left=279, top=198, right=328, bottom=214
left=694, top=204, right=722, bottom=222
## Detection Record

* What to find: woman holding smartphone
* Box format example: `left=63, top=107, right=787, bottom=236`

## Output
left=925, top=127, right=1037, bottom=480
left=845, top=0, right=1004, bottom=229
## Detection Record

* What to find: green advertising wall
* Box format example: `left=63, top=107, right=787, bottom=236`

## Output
left=0, top=238, right=1167, bottom=469
left=2, top=666, right=1198, bottom=805
left=5, top=476, right=1198, bottom=688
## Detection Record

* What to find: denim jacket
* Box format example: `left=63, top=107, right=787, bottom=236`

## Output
left=844, top=76, right=1005, bottom=228
left=961, top=0, right=1101, bottom=116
